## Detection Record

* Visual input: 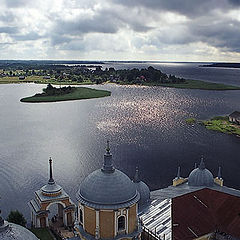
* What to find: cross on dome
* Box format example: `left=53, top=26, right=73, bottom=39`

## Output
left=102, top=140, right=115, bottom=173
left=199, top=156, right=206, bottom=170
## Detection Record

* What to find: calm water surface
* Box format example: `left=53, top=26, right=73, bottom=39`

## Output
left=1, top=62, right=240, bottom=220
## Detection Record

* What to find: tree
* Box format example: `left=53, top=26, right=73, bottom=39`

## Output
left=43, top=83, right=55, bottom=95
left=7, top=210, right=27, bottom=227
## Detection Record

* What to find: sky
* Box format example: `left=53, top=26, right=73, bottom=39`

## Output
left=0, top=0, right=240, bottom=61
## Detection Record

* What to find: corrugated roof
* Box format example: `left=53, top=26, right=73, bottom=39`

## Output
left=172, top=188, right=240, bottom=240
left=139, top=198, right=172, bottom=240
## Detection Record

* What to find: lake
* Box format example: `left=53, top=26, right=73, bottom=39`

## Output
left=1, top=62, right=240, bottom=221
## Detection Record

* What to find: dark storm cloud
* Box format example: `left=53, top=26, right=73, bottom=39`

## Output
left=228, top=0, right=240, bottom=5
left=189, top=19, right=240, bottom=52
left=12, top=32, right=43, bottom=41
left=110, top=0, right=240, bottom=53
left=0, top=26, right=18, bottom=34
left=111, top=0, right=240, bottom=17
left=1, top=0, right=240, bottom=59
left=3, top=0, right=31, bottom=8
left=50, top=8, right=153, bottom=46
left=52, top=10, right=123, bottom=39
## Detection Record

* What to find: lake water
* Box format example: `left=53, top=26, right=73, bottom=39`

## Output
left=1, top=62, right=240, bottom=221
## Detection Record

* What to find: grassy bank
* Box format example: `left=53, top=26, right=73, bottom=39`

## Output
left=21, top=87, right=111, bottom=103
left=0, top=76, right=93, bottom=85
left=144, top=79, right=240, bottom=90
left=202, top=116, right=240, bottom=136
left=30, top=228, right=54, bottom=240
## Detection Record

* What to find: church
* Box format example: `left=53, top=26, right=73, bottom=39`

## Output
left=25, top=142, right=240, bottom=240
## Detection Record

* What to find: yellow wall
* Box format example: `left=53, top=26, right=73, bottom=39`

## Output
left=172, top=178, right=187, bottom=186
left=128, top=204, right=137, bottom=233
left=214, top=177, right=224, bottom=186
left=100, top=210, right=114, bottom=238
left=84, top=206, right=96, bottom=236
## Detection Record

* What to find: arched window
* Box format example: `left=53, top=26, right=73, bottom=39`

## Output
left=79, top=209, right=83, bottom=224
left=118, top=216, right=125, bottom=231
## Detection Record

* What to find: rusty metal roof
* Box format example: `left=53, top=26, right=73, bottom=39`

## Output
left=172, top=188, right=240, bottom=240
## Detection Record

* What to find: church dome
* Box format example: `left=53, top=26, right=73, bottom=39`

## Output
left=0, top=220, right=39, bottom=240
left=188, top=158, right=214, bottom=187
left=133, top=168, right=150, bottom=210
left=77, top=143, right=139, bottom=209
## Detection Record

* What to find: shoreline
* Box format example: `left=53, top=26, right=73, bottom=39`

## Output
left=186, top=116, right=240, bottom=137
left=1, top=77, right=240, bottom=91
left=120, top=79, right=240, bottom=90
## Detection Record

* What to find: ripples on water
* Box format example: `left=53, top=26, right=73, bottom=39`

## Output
left=0, top=63, right=240, bottom=220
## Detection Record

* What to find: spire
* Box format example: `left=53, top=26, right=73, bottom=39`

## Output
left=177, top=166, right=181, bottom=179
left=199, top=156, right=205, bottom=170
left=106, top=140, right=110, bottom=154
left=48, top=157, right=55, bottom=185
left=102, top=140, right=115, bottom=173
left=218, top=166, right=222, bottom=179
left=133, top=167, right=140, bottom=183
left=194, top=163, right=197, bottom=169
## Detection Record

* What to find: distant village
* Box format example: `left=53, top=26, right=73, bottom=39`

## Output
left=0, top=62, right=185, bottom=85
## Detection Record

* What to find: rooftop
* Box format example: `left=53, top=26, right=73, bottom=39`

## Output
left=229, top=111, right=240, bottom=118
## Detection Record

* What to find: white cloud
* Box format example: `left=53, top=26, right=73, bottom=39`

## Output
left=0, top=0, right=240, bottom=60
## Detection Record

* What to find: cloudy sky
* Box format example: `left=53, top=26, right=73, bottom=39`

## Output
left=0, top=0, right=240, bottom=61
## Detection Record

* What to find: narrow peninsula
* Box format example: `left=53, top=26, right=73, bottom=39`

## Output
left=202, top=115, right=240, bottom=137
left=20, top=84, right=111, bottom=103
left=200, top=63, right=240, bottom=68
left=186, top=113, right=240, bottom=137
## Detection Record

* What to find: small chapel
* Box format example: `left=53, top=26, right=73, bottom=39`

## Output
left=28, top=158, right=75, bottom=228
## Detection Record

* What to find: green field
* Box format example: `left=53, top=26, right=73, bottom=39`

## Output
left=0, top=75, right=93, bottom=85
left=30, top=228, right=53, bottom=240
left=202, top=116, right=240, bottom=136
left=145, top=79, right=240, bottom=90
left=20, top=87, right=111, bottom=103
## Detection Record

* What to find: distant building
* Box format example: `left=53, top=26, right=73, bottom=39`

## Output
left=18, top=76, right=25, bottom=80
left=140, top=158, right=240, bottom=240
left=229, top=111, right=240, bottom=124
left=43, top=76, right=51, bottom=79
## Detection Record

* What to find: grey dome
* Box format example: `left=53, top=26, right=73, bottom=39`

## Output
left=0, top=221, right=39, bottom=240
left=77, top=143, right=140, bottom=209
left=188, top=159, right=214, bottom=187
left=134, top=181, right=150, bottom=207
left=41, top=183, right=62, bottom=195
left=133, top=167, right=150, bottom=210
left=77, top=169, right=138, bottom=206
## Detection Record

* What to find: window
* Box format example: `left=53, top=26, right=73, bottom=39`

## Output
left=79, top=209, right=83, bottom=224
left=118, top=216, right=125, bottom=231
